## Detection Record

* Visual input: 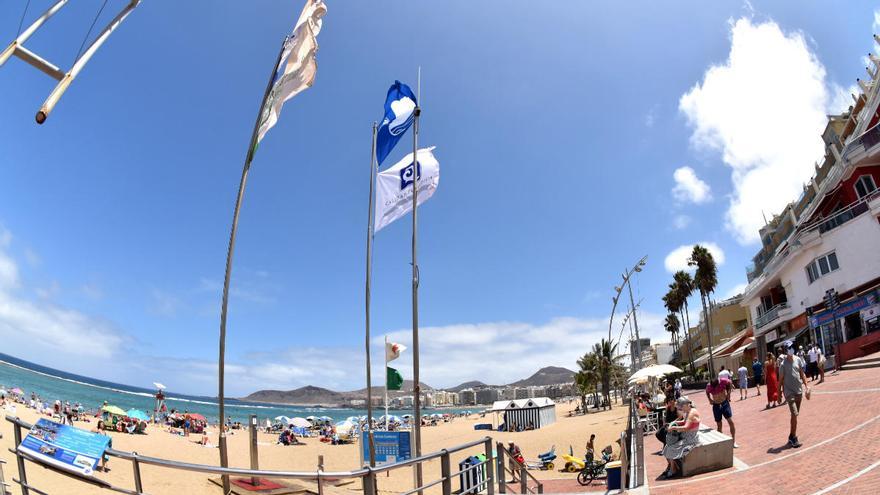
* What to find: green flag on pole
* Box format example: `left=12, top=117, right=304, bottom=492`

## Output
left=386, top=367, right=403, bottom=391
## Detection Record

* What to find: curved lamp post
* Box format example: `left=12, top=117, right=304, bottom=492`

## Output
left=607, top=255, right=647, bottom=367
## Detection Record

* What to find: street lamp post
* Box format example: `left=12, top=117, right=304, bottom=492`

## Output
left=607, top=255, right=647, bottom=366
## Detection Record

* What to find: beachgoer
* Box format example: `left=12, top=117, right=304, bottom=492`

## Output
left=765, top=353, right=780, bottom=408
left=94, top=420, right=111, bottom=472
left=737, top=365, right=749, bottom=400
left=752, top=357, right=763, bottom=396
left=817, top=347, right=826, bottom=383
left=655, top=396, right=679, bottom=448
left=807, top=345, right=819, bottom=381
left=779, top=340, right=810, bottom=448
left=659, top=397, right=701, bottom=479
left=718, top=366, right=732, bottom=381
left=674, top=379, right=682, bottom=399
left=586, top=433, right=596, bottom=461
left=705, top=376, right=738, bottom=448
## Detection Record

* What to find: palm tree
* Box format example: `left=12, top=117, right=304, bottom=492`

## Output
left=664, top=312, right=680, bottom=354
left=575, top=352, right=600, bottom=411
left=673, top=270, right=697, bottom=374
left=689, top=245, right=719, bottom=376
left=593, top=339, right=619, bottom=410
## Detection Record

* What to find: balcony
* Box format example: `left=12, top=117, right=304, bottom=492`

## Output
left=755, top=302, right=791, bottom=330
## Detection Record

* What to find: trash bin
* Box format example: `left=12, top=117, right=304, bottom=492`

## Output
left=459, top=455, right=487, bottom=494
left=605, top=460, right=622, bottom=490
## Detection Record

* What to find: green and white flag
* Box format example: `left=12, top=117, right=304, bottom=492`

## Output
left=386, top=367, right=403, bottom=391
left=255, top=0, right=326, bottom=147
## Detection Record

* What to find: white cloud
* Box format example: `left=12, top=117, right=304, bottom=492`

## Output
left=672, top=166, right=712, bottom=204
left=680, top=17, right=845, bottom=244
left=35, top=280, right=61, bottom=299
left=80, top=283, right=103, bottom=301
left=0, top=244, right=124, bottom=360
left=723, top=282, right=748, bottom=299
left=664, top=242, right=726, bottom=273
left=149, top=289, right=183, bottom=317
left=644, top=106, right=658, bottom=127
left=672, top=214, right=692, bottom=230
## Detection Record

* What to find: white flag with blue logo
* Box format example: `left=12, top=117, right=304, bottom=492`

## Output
left=374, top=147, right=440, bottom=232
left=255, top=0, right=326, bottom=147
left=376, top=81, right=418, bottom=165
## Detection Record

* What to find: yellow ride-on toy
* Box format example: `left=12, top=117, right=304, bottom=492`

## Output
left=560, top=446, right=588, bottom=473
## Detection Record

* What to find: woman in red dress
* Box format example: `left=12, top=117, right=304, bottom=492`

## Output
left=764, top=353, right=779, bottom=408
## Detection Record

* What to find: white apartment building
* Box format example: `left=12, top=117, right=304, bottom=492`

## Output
left=741, top=57, right=880, bottom=366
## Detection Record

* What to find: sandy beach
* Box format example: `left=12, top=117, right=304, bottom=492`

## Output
left=0, top=402, right=626, bottom=494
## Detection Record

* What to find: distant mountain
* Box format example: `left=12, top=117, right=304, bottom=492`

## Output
left=243, top=367, right=576, bottom=404
left=507, top=366, right=575, bottom=387
left=243, top=381, right=433, bottom=406
left=447, top=381, right=489, bottom=393
left=348, top=380, right=433, bottom=396
left=243, top=385, right=344, bottom=405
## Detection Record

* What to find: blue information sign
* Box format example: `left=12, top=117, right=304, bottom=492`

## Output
left=18, top=418, right=111, bottom=476
left=361, top=431, right=412, bottom=466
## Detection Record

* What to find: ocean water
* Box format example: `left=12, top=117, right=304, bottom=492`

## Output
left=0, top=353, right=470, bottom=424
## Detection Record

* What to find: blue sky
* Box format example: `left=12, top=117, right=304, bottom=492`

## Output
left=0, top=1, right=877, bottom=396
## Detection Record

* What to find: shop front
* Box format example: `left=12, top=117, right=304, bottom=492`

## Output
left=809, top=290, right=880, bottom=365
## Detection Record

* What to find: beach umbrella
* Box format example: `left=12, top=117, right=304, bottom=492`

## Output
left=0, top=389, right=6, bottom=398
left=153, top=382, right=166, bottom=390
left=289, top=417, right=312, bottom=428
left=345, top=416, right=360, bottom=423
left=305, top=416, right=318, bottom=423
left=335, top=420, right=355, bottom=435
left=186, top=413, right=207, bottom=422
left=628, top=364, right=682, bottom=384
left=318, top=416, right=332, bottom=423
left=126, top=409, right=150, bottom=421
left=274, top=415, right=291, bottom=424
left=102, top=405, right=127, bottom=416
left=10, top=388, right=23, bottom=395
left=401, top=414, right=413, bottom=419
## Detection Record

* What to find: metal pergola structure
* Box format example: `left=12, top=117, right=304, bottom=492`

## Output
left=0, top=0, right=142, bottom=123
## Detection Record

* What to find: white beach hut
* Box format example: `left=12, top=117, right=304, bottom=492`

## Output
left=490, top=397, right=556, bottom=431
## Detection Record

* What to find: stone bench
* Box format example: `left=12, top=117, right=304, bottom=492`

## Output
left=681, top=426, right=733, bottom=477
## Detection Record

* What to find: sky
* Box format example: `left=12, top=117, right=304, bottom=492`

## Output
left=0, top=1, right=877, bottom=396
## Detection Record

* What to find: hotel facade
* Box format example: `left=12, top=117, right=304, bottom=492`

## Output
left=740, top=52, right=880, bottom=366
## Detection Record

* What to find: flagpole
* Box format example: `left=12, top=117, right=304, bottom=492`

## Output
left=216, top=38, right=287, bottom=495
left=411, top=67, right=423, bottom=494
left=365, top=122, right=378, bottom=467
left=385, top=335, right=389, bottom=428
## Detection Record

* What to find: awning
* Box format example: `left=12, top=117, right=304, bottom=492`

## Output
left=693, top=327, right=753, bottom=367
left=731, top=337, right=755, bottom=358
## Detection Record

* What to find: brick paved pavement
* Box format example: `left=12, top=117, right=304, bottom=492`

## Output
left=646, top=355, right=880, bottom=495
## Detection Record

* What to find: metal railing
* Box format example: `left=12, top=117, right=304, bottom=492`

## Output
left=755, top=302, right=790, bottom=329
left=4, top=415, right=495, bottom=495
left=494, top=443, right=543, bottom=494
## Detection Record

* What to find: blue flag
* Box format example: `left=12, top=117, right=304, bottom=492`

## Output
left=376, top=81, right=418, bottom=165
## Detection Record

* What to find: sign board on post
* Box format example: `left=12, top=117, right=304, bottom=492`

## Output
left=360, top=431, right=412, bottom=466
left=18, top=419, right=110, bottom=476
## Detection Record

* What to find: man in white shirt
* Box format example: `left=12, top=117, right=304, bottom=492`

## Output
left=718, top=366, right=733, bottom=381
left=807, top=345, right=819, bottom=382
left=737, top=365, right=749, bottom=400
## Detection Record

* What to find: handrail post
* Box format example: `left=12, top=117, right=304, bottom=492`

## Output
left=519, top=465, right=527, bottom=494
left=0, top=458, right=9, bottom=495
left=12, top=423, right=29, bottom=495
left=317, top=455, right=324, bottom=495
left=496, top=442, right=506, bottom=494
left=440, top=449, right=451, bottom=495
left=132, top=452, right=144, bottom=494
left=362, top=466, right=376, bottom=495
left=484, top=438, right=495, bottom=495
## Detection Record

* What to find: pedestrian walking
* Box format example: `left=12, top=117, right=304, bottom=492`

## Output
left=779, top=340, right=810, bottom=448
left=706, top=376, right=738, bottom=448
left=718, top=366, right=732, bottom=381
left=807, top=345, right=819, bottom=381
left=817, top=348, right=826, bottom=383
left=752, top=357, right=763, bottom=396
left=737, top=364, right=749, bottom=400
left=764, top=352, right=779, bottom=408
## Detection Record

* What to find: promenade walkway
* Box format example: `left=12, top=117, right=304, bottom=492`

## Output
left=647, top=352, right=880, bottom=495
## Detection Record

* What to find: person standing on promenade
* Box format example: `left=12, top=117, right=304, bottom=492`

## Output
left=765, top=352, right=780, bottom=408
left=718, top=366, right=732, bottom=381
left=706, top=376, right=738, bottom=448
left=817, top=347, right=826, bottom=383
left=807, top=345, right=819, bottom=382
left=779, top=340, right=810, bottom=448
left=737, top=364, right=749, bottom=400
left=752, top=357, right=763, bottom=396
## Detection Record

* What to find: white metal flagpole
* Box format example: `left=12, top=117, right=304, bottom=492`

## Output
left=385, top=335, right=389, bottom=428
left=411, top=66, right=423, bottom=494
left=365, top=122, right=378, bottom=467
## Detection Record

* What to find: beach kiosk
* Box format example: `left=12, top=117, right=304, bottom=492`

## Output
left=490, top=398, right=556, bottom=431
